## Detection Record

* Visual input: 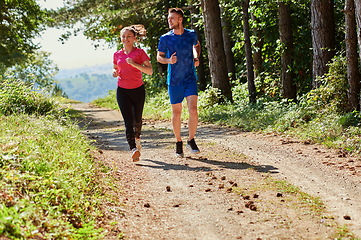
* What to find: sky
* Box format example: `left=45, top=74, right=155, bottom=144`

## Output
left=35, top=0, right=117, bottom=70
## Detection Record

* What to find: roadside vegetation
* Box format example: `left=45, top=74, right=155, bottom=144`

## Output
left=0, top=79, right=118, bottom=239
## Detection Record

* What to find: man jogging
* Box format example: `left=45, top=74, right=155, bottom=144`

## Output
left=157, top=8, right=201, bottom=157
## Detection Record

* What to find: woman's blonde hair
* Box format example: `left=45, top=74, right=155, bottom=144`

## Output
left=120, top=24, right=146, bottom=39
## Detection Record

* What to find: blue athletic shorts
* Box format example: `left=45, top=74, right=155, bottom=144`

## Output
left=168, top=81, right=198, bottom=104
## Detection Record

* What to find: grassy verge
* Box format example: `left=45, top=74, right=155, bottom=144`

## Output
left=0, top=80, right=116, bottom=239
left=0, top=115, right=107, bottom=239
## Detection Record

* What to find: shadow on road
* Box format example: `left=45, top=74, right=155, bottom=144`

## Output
left=136, top=157, right=278, bottom=174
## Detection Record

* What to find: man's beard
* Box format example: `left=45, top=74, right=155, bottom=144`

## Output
left=170, top=23, right=179, bottom=30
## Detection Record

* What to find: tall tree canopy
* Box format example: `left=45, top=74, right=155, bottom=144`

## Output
left=0, top=0, right=44, bottom=69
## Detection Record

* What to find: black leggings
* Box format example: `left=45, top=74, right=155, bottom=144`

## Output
left=116, top=85, right=145, bottom=150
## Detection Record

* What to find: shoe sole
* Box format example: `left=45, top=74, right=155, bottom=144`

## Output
left=176, top=153, right=184, bottom=158
left=186, top=145, right=200, bottom=154
left=132, top=150, right=141, bottom=162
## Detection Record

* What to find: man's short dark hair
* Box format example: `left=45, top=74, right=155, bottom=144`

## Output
left=169, top=8, right=184, bottom=18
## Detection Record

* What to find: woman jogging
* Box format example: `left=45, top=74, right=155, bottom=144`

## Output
left=112, top=24, right=153, bottom=161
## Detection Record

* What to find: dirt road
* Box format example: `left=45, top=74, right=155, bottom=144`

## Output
left=72, top=102, right=361, bottom=239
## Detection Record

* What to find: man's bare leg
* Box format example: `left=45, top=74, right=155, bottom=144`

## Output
left=186, top=95, right=198, bottom=141
left=171, top=103, right=183, bottom=142
left=171, top=102, right=185, bottom=157
left=186, top=95, right=200, bottom=153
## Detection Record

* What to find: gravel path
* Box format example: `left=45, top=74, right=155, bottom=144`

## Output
left=73, top=103, right=361, bottom=239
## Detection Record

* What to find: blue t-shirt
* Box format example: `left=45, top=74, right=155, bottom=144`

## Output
left=158, top=29, right=198, bottom=86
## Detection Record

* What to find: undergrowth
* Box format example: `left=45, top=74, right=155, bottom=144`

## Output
left=0, top=79, right=114, bottom=239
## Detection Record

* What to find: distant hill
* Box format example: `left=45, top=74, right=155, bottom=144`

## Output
left=56, top=64, right=113, bottom=79
left=55, top=64, right=117, bottom=103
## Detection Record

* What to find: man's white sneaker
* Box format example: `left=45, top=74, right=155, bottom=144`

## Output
left=131, top=148, right=141, bottom=162
left=186, top=138, right=200, bottom=154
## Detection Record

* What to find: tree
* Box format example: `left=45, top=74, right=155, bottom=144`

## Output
left=200, top=0, right=232, bottom=101
left=0, top=0, right=44, bottom=69
left=311, top=0, right=336, bottom=87
left=220, top=5, right=236, bottom=81
left=4, top=51, right=59, bottom=91
left=278, top=1, right=296, bottom=100
left=354, top=0, right=361, bottom=61
left=250, top=11, right=264, bottom=80
left=189, top=2, right=208, bottom=91
left=242, top=0, right=256, bottom=103
left=344, top=0, right=361, bottom=111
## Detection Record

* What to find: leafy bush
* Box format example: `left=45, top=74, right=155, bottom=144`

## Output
left=302, top=54, right=348, bottom=114
left=0, top=78, right=65, bottom=117
left=198, top=86, right=223, bottom=109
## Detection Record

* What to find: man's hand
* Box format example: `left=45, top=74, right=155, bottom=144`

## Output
left=194, top=58, right=199, bottom=67
left=169, top=52, right=177, bottom=64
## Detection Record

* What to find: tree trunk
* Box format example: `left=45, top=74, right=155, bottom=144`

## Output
left=200, top=0, right=232, bottom=101
left=278, top=1, right=297, bottom=101
left=242, top=0, right=256, bottom=104
left=311, top=0, right=336, bottom=88
left=220, top=6, right=236, bottom=81
left=189, top=4, right=208, bottom=91
left=251, top=13, right=264, bottom=81
left=354, top=0, right=361, bottom=61
left=345, top=0, right=361, bottom=111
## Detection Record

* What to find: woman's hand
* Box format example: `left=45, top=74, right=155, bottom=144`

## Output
left=112, top=69, right=118, bottom=77
left=113, top=64, right=119, bottom=77
left=126, top=57, right=135, bottom=65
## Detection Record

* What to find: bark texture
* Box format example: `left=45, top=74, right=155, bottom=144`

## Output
left=242, top=0, right=256, bottom=103
left=278, top=1, right=297, bottom=100
left=345, top=0, right=361, bottom=111
left=201, top=0, right=232, bottom=101
left=311, top=0, right=336, bottom=87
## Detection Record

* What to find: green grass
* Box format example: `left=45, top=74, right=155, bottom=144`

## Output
left=0, top=79, right=116, bottom=239
left=0, top=114, right=109, bottom=239
left=92, top=90, right=118, bottom=110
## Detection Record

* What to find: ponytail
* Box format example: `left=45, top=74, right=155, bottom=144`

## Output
left=120, top=24, right=147, bottom=40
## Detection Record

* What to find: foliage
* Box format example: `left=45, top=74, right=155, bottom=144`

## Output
left=92, top=89, right=118, bottom=109
left=0, top=78, right=66, bottom=118
left=142, top=90, right=173, bottom=120
left=198, top=86, right=223, bottom=109
left=0, top=114, right=106, bottom=239
left=302, top=54, right=348, bottom=114
left=0, top=0, right=45, bottom=68
left=0, top=77, right=117, bottom=238
left=3, top=51, right=59, bottom=92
